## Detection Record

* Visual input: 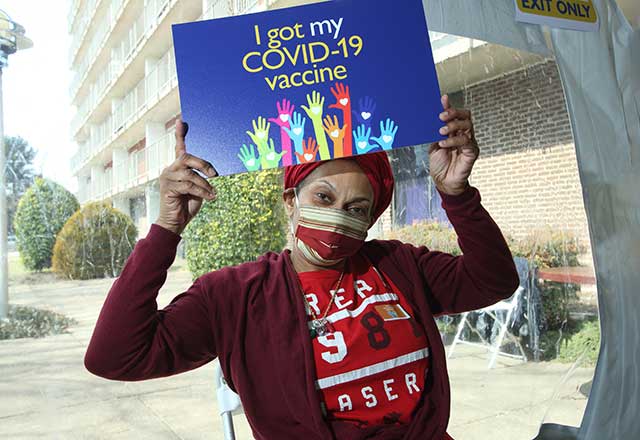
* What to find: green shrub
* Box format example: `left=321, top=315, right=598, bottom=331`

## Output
left=52, top=202, right=137, bottom=280
left=0, top=304, right=78, bottom=339
left=537, top=320, right=601, bottom=366
left=13, top=178, right=79, bottom=271
left=558, top=319, right=600, bottom=366
left=384, top=221, right=461, bottom=255
left=183, top=169, right=287, bottom=278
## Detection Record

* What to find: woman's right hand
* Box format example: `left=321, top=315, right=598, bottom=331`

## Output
left=155, top=120, right=218, bottom=236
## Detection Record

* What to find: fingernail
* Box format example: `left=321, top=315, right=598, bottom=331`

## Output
left=439, top=140, right=446, bottom=147
left=439, top=126, right=448, bottom=135
left=439, top=112, right=448, bottom=121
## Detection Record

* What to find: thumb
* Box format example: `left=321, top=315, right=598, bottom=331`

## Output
left=175, top=120, right=188, bottom=157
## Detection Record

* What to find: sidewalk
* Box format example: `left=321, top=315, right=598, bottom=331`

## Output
left=1, top=267, right=592, bottom=439
left=2, top=268, right=254, bottom=440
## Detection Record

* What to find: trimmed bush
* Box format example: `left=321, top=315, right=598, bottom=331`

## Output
left=384, top=221, right=461, bottom=255
left=183, top=169, right=287, bottom=279
left=14, top=178, right=79, bottom=271
left=52, top=202, right=137, bottom=280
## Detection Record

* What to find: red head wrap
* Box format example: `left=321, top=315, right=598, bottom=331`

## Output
left=284, top=152, right=395, bottom=225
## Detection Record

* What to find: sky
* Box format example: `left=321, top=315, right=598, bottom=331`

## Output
left=1, top=0, right=76, bottom=194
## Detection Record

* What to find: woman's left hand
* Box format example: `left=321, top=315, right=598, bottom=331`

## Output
left=428, top=95, right=480, bottom=196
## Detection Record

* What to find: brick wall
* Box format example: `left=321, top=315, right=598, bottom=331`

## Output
left=463, top=60, right=591, bottom=256
left=378, top=59, right=592, bottom=260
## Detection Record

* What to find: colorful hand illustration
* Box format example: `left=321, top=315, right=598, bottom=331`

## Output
left=353, top=124, right=378, bottom=154
left=268, top=99, right=295, bottom=167
left=237, top=144, right=261, bottom=172
left=257, top=138, right=287, bottom=169
left=329, top=82, right=353, bottom=157
left=268, top=99, right=295, bottom=128
left=246, top=117, right=271, bottom=149
left=301, top=91, right=330, bottom=160
left=329, top=82, right=351, bottom=111
left=322, top=115, right=346, bottom=158
left=353, top=96, right=377, bottom=128
left=301, top=90, right=325, bottom=121
left=283, top=111, right=306, bottom=159
left=296, top=138, right=319, bottom=164
left=371, top=118, right=399, bottom=151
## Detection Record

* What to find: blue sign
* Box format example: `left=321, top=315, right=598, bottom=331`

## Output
left=172, top=0, right=444, bottom=176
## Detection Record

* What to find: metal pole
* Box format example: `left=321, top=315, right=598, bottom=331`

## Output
left=0, top=67, right=8, bottom=319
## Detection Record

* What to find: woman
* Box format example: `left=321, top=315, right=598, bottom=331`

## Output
left=84, top=95, right=519, bottom=440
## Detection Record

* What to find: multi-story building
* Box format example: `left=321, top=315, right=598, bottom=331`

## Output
left=68, top=0, right=271, bottom=237
left=69, top=0, right=636, bottom=250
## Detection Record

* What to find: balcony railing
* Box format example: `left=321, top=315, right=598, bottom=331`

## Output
left=70, top=10, right=111, bottom=97
left=68, top=0, right=101, bottom=64
left=201, top=0, right=261, bottom=20
left=91, top=167, right=113, bottom=201
left=71, top=0, right=179, bottom=136
left=70, top=0, right=127, bottom=100
left=113, top=76, right=146, bottom=136
left=202, top=0, right=231, bottom=19
left=71, top=47, right=177, bottom=175
left=86, top=131, right=175, bottom=201
left=127, top=131, right=176, bottom=189
left=68, top=0, right=83, bottom=32
left=234, top=0, right=260, bottom=14
left=145, top=0, right=171, bottom=33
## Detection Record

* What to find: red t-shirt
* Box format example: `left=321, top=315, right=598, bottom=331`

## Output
left=298, top=253, right=430, bottom=428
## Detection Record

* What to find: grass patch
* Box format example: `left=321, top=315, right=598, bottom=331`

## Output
left=8, top=253, right=29, bottom=282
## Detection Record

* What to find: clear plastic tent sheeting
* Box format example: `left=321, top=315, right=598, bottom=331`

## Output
left=422, top=0, right=640, bottom=438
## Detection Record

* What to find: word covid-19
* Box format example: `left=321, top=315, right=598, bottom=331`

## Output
left=241, top=18, right=364, bottom=91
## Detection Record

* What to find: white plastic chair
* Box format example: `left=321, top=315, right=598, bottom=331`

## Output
left=447, top=285, right=527, bottom=368
left=214, top=362, right=243, bottom=440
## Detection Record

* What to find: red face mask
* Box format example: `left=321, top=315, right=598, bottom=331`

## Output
left=294, top=204, right=370, bottom=266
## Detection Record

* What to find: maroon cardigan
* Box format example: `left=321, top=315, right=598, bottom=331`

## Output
left=84, top=185, right=519, bottom=440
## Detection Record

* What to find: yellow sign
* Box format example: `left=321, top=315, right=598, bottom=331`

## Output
left=515, top=0, right=599, bottom=31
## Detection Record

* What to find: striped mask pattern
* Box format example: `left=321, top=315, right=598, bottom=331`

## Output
left=295, top=205, right=370, bottom=266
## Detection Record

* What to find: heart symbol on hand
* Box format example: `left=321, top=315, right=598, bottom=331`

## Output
left=331, top=130, right=339, bottom=138
left=361, top=112, right=371, bottom=120
left=293, top=127, right=303, bottom=136
left=280, top=114, right=290, bottom=122
left=304, top=153, right=313, bottom=161
left=267, top=152, right=276, bottom=161
left=382, top=135, right=393, bottom=143
left=257, top=132, right=266, bottom=139
left=340, top=98, right=349, bottom=106
left=246, top=159, right=255, bottom=167
left=311, top=107, right=321, bottom=115
left=357, top=141, right=367, bottom=150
